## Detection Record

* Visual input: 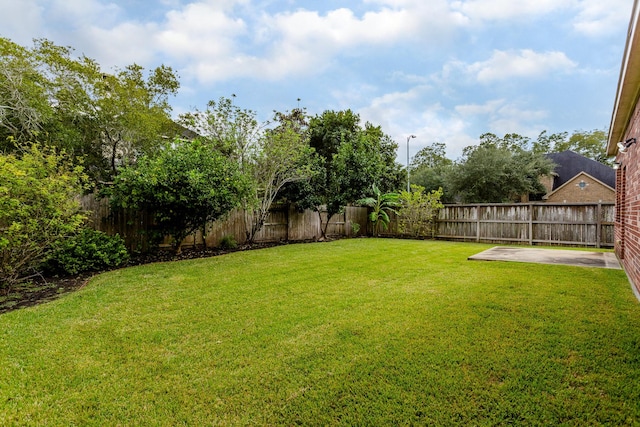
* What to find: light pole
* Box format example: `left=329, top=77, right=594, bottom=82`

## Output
left=406, top=135, right=416, bottom=192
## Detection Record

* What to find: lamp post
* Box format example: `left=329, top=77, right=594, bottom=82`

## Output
left=406, top=135, right=416, bottom=192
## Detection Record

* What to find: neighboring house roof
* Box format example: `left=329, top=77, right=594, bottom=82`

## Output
left=543, top=171, right=615, bottom=200
left=607, top=0, right=640, bottom=155
left=545, top=150, right=615, bottom=190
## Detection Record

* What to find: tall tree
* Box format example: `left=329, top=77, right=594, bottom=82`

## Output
left=180, top=100, right=318, bottom=243
left=532, top=130, right=568, bottom=154
left=450, top=143, right=555, bottom=203
left=92, top=64, right=180, bottom=179
left=0, top=37, right=180, bottom=185
left=178, top=96, right=261, bottom=172
left=409, top=142, right=454, bottom=200
left=283, top=110, right=398, bottom=239
left=553, top=129, right=610, bottom=165
left=0, top=38, right=53, bottom=145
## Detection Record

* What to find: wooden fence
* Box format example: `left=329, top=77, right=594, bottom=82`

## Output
left=80, top=194, right=369, bottom=251
left=431, top=203, right=615, bottom=248
left=81, top=195, right=614, bottom=250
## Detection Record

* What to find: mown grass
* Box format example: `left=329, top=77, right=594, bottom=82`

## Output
left=1, top=239, right=639, bottom=425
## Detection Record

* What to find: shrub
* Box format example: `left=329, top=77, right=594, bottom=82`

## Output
left=351, top=222, right=361, bottom=236
left=44, top=229, right=129, bottom=275
left=107, top=140, right=250, bottom=253
left=0, top=144, right=88, bottom=287
left=219, top=235, right=238, bottom=250
left=397, top=185, right=444, bottom=238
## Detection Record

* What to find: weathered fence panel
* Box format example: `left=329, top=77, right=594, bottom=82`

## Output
left=81, top=194, right=371, bottom=250
left=80, top=194, right=154, bottom=252
left=435, top=203, right=614, bottom=247
left=80, top=196, right=615, bottom=250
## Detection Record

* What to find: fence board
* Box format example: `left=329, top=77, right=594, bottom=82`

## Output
left=80, top=196, right=615, bottom=250
left=434, top=202, right=614, bottom=247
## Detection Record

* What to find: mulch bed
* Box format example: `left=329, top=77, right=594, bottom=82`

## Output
left=0, top=241, right=292, bottom=315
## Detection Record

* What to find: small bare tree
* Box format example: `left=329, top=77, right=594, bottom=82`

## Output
left=244, top=109, right=316, bottom=243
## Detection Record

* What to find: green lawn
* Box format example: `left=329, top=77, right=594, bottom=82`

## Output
left=1, top=239, right=639, bottom=425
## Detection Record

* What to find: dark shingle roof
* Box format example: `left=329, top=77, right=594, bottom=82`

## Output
left=545, top=150, right=615, bottom=190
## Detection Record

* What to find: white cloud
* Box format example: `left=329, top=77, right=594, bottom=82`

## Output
left=450, top=0, right=572, bottom=21
left=456, top=99, right=506, bottom=116
left=83, top=22, right=160, bottom=69
left=488, top=106, right=548, bottom=136
left=156, top=0, right=468, bottom=83
left=455, top=99, right=549, bottom=138
left=572, top=0, right=632, bottom=37
left=356, top=86, right=474, bottom=159
left=1, top=0, right=468, bottom=83
left=0, top=0, right=46, bottom=44
left=158, top=3, right=246, bottom=59
left=466, top=49, right=577, bottom=83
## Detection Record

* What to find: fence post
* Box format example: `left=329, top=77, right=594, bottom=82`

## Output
left=596, top=202, right=602, bottom=248
left=476, top=205, right=480, bottom=242
left=528, top=204, right=533, bottom=245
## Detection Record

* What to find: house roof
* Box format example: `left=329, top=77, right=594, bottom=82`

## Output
left=545, top=150, right=615, bottom=190
left=543, top=171, right=615, bottom=200
left=607, top=0, right=640, bottom=156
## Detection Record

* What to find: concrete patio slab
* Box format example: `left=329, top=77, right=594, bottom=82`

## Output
left=468, top=246, right=621, bottom=269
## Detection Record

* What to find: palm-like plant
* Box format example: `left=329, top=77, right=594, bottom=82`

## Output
left=357, top=184, right=399, bottom=236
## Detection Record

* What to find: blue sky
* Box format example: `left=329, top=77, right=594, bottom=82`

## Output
left=0, top=0, right=632, bottom=161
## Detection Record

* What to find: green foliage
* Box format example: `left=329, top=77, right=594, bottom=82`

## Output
left=397, top=185, right=444, bottom=238
left=357, top=184, right=399, bottom=235
left=245, top=108, right=317, bottom=242
left=0, top=37, right=180, bottom=185
left=554, top=129, right=610, bottom=165
left=108, top=140, right=250, bottom=252
left=181, top=101, right=318, bottom=243
left=92, top=63, right=180, bottom=178
left=179, top=96, right=261, bottom=171
left=532, top=130, right=569, bottom=154
left=0, top=144, right=88, bottom=287
left=451, top=143, right=555, bottom=203
left=410, top=142, right=454, bottom=201
left=219, top=235, right=238, bottom=250
left=283, top=110, right=399, bottom=239
left=351, top=222, right=361, bottom=236
left=410, top=142, right=452, bottom=170
left=44, top=229, right=129, bottom=275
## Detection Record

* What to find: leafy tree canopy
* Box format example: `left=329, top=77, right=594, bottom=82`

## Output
left=178, top=96, right=260, bottom=172
left=108, top=140, right=250, bottom=252
left=553, top=128, right=610, bottom=165
left=409, top=142, right=455, bottom=201
left=449, top=144, right=555, bottom=203
left=0, top=37, right=180, bottom=185
left=282, top=109, right=400, bottom=238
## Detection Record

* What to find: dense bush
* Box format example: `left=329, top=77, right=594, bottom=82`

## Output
left=0, top=144, right=88, bottom=287
left=108, top=140, right=250, bottom=252
left=44, top=229, right=129, bottom=275
left=397, top=185, right=444, bottom=238
left=219, top=235, right=238, bottom=250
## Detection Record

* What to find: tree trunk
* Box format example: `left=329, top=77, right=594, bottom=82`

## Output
left=317, top=210, right=327, bottom=241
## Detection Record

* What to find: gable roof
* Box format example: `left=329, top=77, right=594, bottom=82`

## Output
left=543, top=171, right=615, bottom=200
left=545, top=150, right=615, bottom=190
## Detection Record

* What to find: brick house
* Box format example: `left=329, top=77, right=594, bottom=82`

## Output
left=541, top=151, right=615, bottom=203
left=607, top=0, right=640, bottom=294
